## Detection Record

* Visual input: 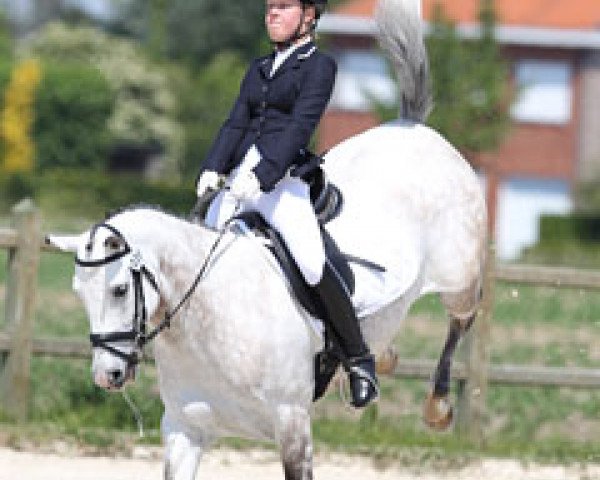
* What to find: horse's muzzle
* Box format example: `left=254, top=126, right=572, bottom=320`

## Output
left=95, top=365, right=136, bottom=390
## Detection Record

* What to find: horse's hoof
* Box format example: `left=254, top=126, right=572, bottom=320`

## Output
left=375, top=346, right=398, bottom=375
left=422, top=391, right=453, bottom=431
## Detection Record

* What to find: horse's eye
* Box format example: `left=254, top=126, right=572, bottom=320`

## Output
left=104, top=236, right=122, bottom=251
left=112, top=284, right=129, bottom=298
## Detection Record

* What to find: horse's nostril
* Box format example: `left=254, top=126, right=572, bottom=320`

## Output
left=107, top=369, right=125, bottom=387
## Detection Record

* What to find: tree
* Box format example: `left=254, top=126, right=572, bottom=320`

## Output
left=22, top=22, right=185, bottom=176
left=425, top=0, right=510, bottom=153
left=177, top=51, right=247, bottom=178
left=115, top=0, right=266, bottom=68
left=34, top=62, right=113, bottom=170
left=169, top=0, right=266, bottom=66
left=3, top=0, right=96, bottom=35
left=0, top=12, right=11, bottom=60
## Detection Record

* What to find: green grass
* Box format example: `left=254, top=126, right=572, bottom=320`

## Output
left=0, top=248, right=73, bottom=290
left=312, top=410, right=600, bottom=464
left=492, top=283, right=600, bottom=327
left=28, top=357, right=161, bottom=428
left=312, top=377, right=600, bottom=462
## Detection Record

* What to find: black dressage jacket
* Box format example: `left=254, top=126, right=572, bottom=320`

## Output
left=198, top=41, right=337, bottom=192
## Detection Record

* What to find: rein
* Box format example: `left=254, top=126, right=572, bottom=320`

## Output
left=76, top=220, right=231, bottom=366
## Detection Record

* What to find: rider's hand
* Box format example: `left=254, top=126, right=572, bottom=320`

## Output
left=196, top=170, right=220, bottom=197
left=229, top=170, right=261, bottom=202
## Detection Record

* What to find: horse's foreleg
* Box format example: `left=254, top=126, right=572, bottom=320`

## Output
left=423, top=314, right=475, bottom=430
left=162, top=414, right=203, bottom=480
left=276, top=405, right=313, bottom=480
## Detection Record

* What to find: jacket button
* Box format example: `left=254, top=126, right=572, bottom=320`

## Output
left=261, top=101, right=267, bottom=108
left=262, top=85, right=268, bottom=93
left=259, top=116, right=265, bottom=123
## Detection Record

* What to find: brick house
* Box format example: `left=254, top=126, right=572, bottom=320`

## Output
left=317, top=0, right=600, bottom=259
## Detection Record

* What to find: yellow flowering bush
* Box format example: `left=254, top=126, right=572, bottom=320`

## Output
left=1, top=59, right=41, bottom=173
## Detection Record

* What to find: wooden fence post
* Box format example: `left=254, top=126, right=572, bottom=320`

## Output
left=0, top=199, right=41, bottom=421
left=455, top=242, right=494, bottom=446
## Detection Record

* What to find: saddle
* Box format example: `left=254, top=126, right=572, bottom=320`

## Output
left=291, top=150, right=344, bottom=225
left=234, top=209, right=355, bottom=403
left=191, top=155, right=384, bottom=402
left=234, top=211, right=354, bottom=317
left=189, top=151, right=343, bottom=225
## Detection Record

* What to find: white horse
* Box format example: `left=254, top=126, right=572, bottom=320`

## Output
left=47, top=0, right=486, bottom=478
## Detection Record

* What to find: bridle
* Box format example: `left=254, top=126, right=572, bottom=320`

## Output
left=76, top=220, right=229, bottom=367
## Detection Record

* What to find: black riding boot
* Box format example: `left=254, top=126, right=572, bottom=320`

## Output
left=313, top=261, right=378, bottom=408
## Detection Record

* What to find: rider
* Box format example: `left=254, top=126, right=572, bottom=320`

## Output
left=195, top=0, right=378, bottom=408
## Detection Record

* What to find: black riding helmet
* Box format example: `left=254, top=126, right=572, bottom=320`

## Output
left=300, top=0, right=327, bottom=20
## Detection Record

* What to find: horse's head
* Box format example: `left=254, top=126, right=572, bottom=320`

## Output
left=47, top=220, right=163, bottom=391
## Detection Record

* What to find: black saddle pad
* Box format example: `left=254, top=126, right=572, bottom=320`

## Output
left=233, top=211, right=355, bottom=319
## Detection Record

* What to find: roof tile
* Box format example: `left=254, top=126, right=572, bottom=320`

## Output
left=334, top=0, right=600, bottom=30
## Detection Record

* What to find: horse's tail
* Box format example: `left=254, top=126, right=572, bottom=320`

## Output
left=375, top=0, right=432, bottom=123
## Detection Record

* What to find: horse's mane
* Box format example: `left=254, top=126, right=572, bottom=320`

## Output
left=104, top=203, right=190, bottom=223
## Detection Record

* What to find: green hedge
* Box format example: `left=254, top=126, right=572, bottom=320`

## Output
left=0, top=60, right=17, bottom=164
left=1, top=169, right=195, bottom=218
left=539, top=213, right=600, bottom=242
left=34, top=62, right=114, bottom=171
left=0, top=172, right=36, bottom=209
left=0, top=58, right=11, bottom=92
left=522, top=213, right=600, bottom=267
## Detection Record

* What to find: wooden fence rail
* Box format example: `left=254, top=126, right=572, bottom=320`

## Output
left=2, top=200, right=600, bottom=444
left=0, top=229, right=18, bottom=249
left=495, top=263, right=600, bottom=290
left=3, top=331, right=600, bottom=388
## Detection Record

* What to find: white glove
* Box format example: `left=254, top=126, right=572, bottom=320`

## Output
left=196, top=170, right=220, bottom=197
left=229, top=170, right=261, bottom=202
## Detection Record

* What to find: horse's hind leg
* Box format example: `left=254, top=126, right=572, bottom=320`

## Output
left=423, top=277, right=481, bottom=430
left=276, top=405, right=313, bottom=480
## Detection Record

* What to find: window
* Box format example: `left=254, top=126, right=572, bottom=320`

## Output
left=495, top=178, right=572, bottom=259
left=510, top=60, right=572, bottom=125
left=330, top=50, right=397, bottom=111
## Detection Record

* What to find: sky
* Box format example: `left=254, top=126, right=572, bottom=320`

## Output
left=63, top=0, right=115, bottom=20
left=1, top=0, right=117, bottom=22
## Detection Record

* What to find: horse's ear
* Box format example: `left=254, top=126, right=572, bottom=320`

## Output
left=45, top=234, right=84, bottom=254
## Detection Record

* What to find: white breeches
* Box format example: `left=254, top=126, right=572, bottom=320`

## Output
left=205, top=156, right=326, bottom=286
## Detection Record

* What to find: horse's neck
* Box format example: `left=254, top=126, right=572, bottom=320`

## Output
left=152, top=219, right=217, bottom=297
left=120, top=212, right=224, bottom=360
left=115, top=210, right=218, bottom=303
